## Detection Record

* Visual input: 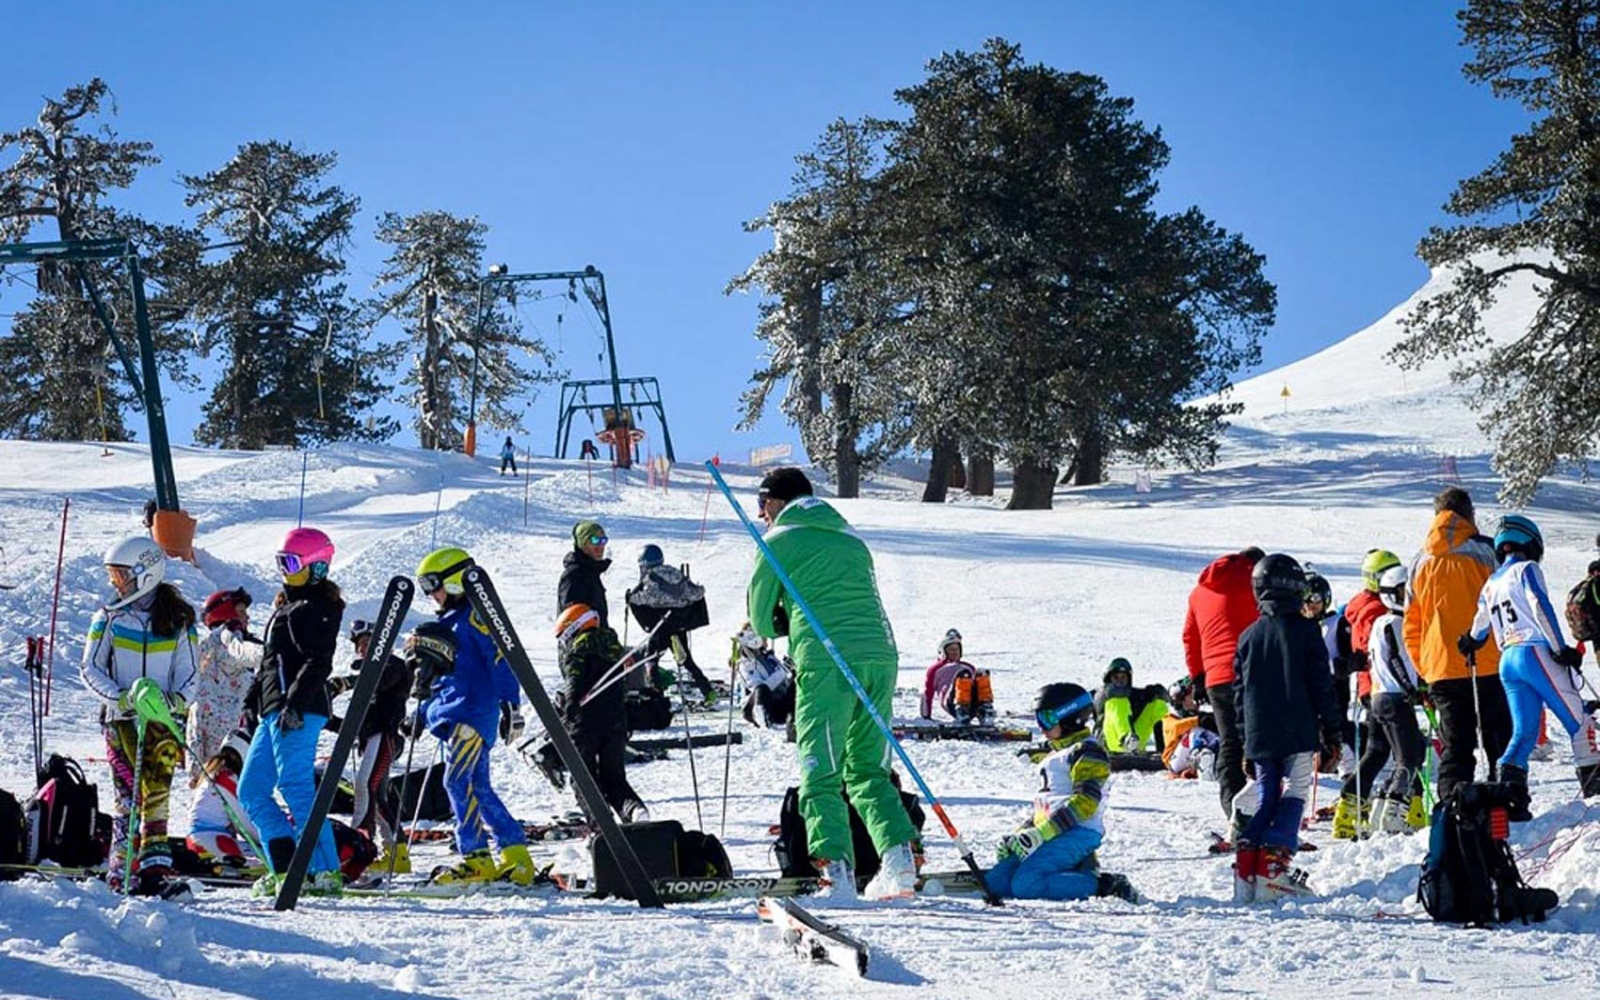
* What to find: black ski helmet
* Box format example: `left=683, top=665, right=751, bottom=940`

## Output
left=1251, top=552, right=1306, bottom=605
left=1303, top=571, right=1332, bottom=609
left=1103, top=657, right=1133, bottom=685
left=639, top=544, right=664, bottom=570
left=1034, top=682, right=1093, bottom=734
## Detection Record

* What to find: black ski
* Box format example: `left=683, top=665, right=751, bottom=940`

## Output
left=759, top=896, right=869, bottom=977
left=275, top=575, right=414, bottom=911
left=462, top=565, right=663, bottom=908
left=627, top=731, right=744, bottom=752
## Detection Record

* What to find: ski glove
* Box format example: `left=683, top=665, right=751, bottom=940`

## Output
left=278, top=707, right=303, bottom=732
left=327, top=673, right=356, bottom=697
left=1457, top=632, right=1487, bottom=657
left=999, top=826, right=1046, bottom=860
left=498, top=701, right=525, bottom=742
left=1346, top=649, right=1370, bottom=673
left=1555, top=646, right=1584, bottom=669
left=1192, top=683, right=1210, bottom=707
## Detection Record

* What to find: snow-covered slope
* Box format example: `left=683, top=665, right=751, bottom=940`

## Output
left=1, top=262, right=1597, bottom=1000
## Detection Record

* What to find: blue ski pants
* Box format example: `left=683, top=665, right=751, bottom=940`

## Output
left=238, top=711, right=340, bottom=875
left=1498, top=644, right=1599, bottom=771
left=985, top=825, right=1102, bottom=901
left=1241, top=752, right=1314, bottom=850
left=444, top=723, right=526, bottom=855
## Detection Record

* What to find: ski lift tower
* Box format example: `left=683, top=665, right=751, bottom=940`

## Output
left=0, top=237, right=195, bottom=556
left=465, top=264, right=674, bottom=469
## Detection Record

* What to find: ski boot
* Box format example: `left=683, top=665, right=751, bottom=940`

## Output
left=1405, top=794, right=1429, bottom=831
left=304, top=870, right=345, bottom=897
left=1331, top=793, right=1368, bottom=840
left=130, top=864, right=177, bottom=898
left=1257, top=846, right=1315, bottom=901
left=378, top=842, right=412, bottom=875
left=1371, top=795, right=1410, bottom=835
left=252, top=836, right=296, bottom=898
left=431, top=849, right=501, bottom=885
left=813, top=858, right=860, bottom=905
left=251, top=871, right=284, bottom=898
left=863, top=841, right=919, bottom=900
left=1094, top=872, right=1141, bottom=903
left=1232, top=842, right=1259, bottom=904
left=1503, top=764, right=1534, bottom=821
left=498, top=843, right=540, bottom=887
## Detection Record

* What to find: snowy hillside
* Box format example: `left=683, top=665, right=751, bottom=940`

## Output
left=2, top=261, right=1600, bottom=999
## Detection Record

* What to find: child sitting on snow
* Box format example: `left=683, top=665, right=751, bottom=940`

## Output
left=921, top=629, right=994, bottom=724
left=1232, top=554, right=1343, bottom=903
left=1094, top=657, right=1169, bottom=753
left=1160, top=677, right=1220, bottom=779
left=986, top=683, right=1136, bottom=902
left=729, top=627, right=795, bottom=729
left=187, top=730, right=259, bottom=868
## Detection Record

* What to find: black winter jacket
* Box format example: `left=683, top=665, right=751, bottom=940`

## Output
left=560, top=626, right=627, bottom=741
left=256, top=582, right=344, bottom=720
left=360, top=653, right=415, bottom=742
left=1232, top=597, right=1340, bottom=761
left=558, top=549, right=611, bottom=628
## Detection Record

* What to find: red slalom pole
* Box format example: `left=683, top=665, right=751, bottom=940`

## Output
left=44, top=496, right=69, bottom=716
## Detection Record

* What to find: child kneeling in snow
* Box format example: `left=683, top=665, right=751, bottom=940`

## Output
left=1232, top=554, right=1343, bottom=903
left=986, top=683, right=1136, bottom=902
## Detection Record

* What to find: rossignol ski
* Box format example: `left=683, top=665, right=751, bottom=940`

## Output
left=462, top=565, right=663, bottom=908
left=275, top=575, right=414, bottom=911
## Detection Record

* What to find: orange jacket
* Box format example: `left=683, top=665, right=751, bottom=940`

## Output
left=1403, top=510, right=1500, bottom=683
left=1182, top=553, right=1260, bottom=689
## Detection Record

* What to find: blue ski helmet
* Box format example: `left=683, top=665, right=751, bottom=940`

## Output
left=1493, top=514, right=1544, bottom=564
left=638, top=544, right=664, bottom=569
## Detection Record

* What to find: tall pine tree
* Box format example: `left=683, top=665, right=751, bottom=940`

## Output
left=177, top=141, right=395, bottom=448
left=0, top=79, right=196, bottom=441
left=1394, top=0, right=1600, bottom=503
left=370, top=210, right=558, bottom=451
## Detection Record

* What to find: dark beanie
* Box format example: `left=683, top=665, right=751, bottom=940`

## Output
left=759, top=467, right=813, bottom=504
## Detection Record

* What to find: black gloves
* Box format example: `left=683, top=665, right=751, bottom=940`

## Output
left=1457, top=632, right=1486, bottom=657
left=327, top=674, right=356, bottom=697
left=1555, top=646, right=1584, bottom=669
left=1346, top=649, right=1369, bottom=673
left=499, top=701, right=525, bottom=742
left=1192, top=683, right=1210, bottom=707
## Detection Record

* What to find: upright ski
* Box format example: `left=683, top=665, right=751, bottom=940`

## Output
left=462, top=565, right=663, bottom=908
left=758, top=896, right=869, bottom=977
left=275, top=575, right=414, bottom=911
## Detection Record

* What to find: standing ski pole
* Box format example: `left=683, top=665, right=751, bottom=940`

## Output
left=120, top=679, right=162, bottom=895
left=671, top=646, right=705, bottom=830
left=1467, top=648, right=1491, bottom=782
left=26, top=637, right=44, bottom=781
left=44, top=496, right=68, bottom=715
left=389, top=739, right=443, bottom=895
left=719, top=657, right=738, bottom=840
left=705, top=461, right=1002, bottom=906
left=297, top=451, right=309, bottom=527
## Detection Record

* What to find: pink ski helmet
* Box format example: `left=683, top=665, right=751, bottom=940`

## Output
left=276, top=526, right=335, bottom=583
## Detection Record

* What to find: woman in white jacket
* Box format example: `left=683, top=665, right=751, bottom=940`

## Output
left=80, top=536, right=199, bottom=895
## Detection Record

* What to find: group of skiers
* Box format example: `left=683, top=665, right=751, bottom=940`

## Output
left=1172, top=486, right=1600, bottom=903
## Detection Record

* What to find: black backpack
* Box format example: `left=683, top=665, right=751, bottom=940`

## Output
left=27, top=755, right=108, bottom=868
left=1418, top=782, right=1557, bottom=926
left=1565, top=569, right=1600, bottom=644
left=773, top=777, right=926, bottom=881
left=590, top=819, right=732, bottom=900
left=0, top=789, right=26, bottom=879
left=625, top=688, right=674, bottom=733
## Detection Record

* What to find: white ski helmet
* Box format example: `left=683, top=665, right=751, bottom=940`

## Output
left=103, top=536, right=168, bottom=610
left=939, top=628, right=963, bottom=657
left=1377, top=564, right=1408, bottom=613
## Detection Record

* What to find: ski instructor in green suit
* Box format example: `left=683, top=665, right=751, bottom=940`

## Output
left=746, top=467, right=919, bottom=902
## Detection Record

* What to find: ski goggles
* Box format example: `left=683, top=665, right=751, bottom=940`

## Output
left=275, top=552, right=311, bottom=576
left=348, top=618, right=374, bottom=642
left=1036, top=693, right=1093, bottom=733
left=417, top=557, right=474, bottom=594
left=107, top=565, right=137, bottom=591
left=583, top=534, right=608, bottom=547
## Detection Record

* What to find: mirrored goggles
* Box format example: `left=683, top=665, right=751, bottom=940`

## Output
left=275, top=552, right=306, bottom=576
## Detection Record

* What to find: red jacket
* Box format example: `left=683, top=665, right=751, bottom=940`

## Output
left=1344, top=589, right=1387, bottom=700
left=1183, top=553, right=1260, bottom=689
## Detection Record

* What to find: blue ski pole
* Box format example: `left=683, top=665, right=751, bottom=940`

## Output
left=704, top=461, right=1001, bottom=905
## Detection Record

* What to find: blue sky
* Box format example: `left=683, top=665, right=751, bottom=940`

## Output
left=0, top=2, right=1526, bottom=465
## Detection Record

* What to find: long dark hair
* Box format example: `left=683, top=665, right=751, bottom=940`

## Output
left=148, top=582, right=197, bottom=639
left=284, top=577, right=345, bottom=611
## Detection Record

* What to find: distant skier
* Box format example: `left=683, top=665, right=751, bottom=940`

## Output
left=1231, top=554, right=1343, bottom=903
left=920, top=628, right=994, bottom=724
left=1461, top=515, right=1600, bottom=809
left=81, top=537, right=199, bottom=895
left=499, top=437, right=518, bottom=476
left=986, top=683, right=1137, bottom=902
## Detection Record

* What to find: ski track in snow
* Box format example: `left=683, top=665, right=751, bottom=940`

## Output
left=5, top=269, right=1600, bottom=999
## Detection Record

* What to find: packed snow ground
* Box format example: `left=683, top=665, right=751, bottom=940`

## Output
left=3, top=269, right=1600, bottom=999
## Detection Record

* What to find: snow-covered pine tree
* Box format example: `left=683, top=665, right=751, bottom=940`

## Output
left=1393, top=0, right=1600, bottom=504
left=370, top=210, right=558, bottom=452
left=177, top=140, right=396, bottom=449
